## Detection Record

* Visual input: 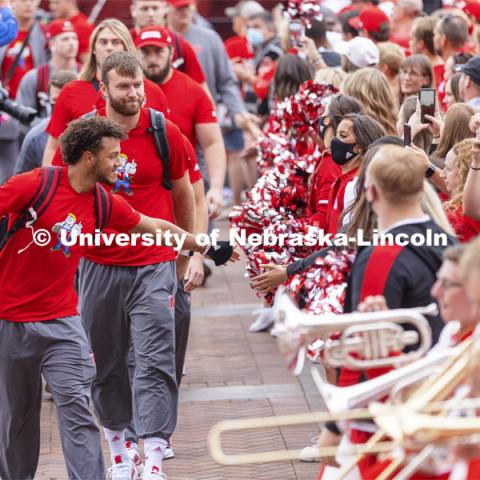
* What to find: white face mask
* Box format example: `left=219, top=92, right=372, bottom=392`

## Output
left=326, top=31, right=343, bottom=48
left=247, top=27, right=265, bottom=48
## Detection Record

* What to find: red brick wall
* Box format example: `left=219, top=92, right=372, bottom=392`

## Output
left=40, top=0, right=278, bottom=39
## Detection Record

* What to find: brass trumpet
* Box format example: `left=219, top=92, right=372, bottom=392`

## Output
left=272, top=287, right=436, bottom=373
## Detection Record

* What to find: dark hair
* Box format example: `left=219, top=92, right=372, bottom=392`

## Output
left=101, top=51, right=143, bottom=85
left=342, top=113, right=386, bottom=153
left=439, top=16, right=468, bottom=48
left=49, top=69, right=77, bottom=90
left=369, top=22, right=390, bottom=43
left=339, top=10, right=360, bottom=38
left=451, top=51, right=474, bottom=66
left=343, top=135, right=403, bottom=245
left=273, top=55, right=314, bottom=101
left=60, top=117, right=127, bottom=165
left=327, top=95, right=364, bottom=132
left=450, top=72, right=463, bottom=104
left=306, top=18, right=329, bottom=48
left=412, top=17, right=436, bottom=56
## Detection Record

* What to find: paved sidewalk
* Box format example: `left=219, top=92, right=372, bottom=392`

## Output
left=37, top=219, right=325, bottom=480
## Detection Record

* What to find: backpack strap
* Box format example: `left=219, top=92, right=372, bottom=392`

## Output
left=148, top=108, right=172, bottom=191
left=36, top=64, right=49, bottom=95
left=0, top=167, right=62, bottom=250
left=93, top=183, right=112, bottom=230
left=172, top=32, right=185, bottom=72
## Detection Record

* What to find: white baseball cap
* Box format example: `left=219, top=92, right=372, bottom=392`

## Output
left=225, top=1, right=264, bottom=19
left=341, top=37, right=380, bottom=68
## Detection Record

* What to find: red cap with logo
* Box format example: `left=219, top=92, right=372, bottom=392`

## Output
left=45, top=20, right=77, bottom=40
left=464, top=0, right=480, bottom=22
left=135, top=26, right=174, bottom=49
left=168, top=0, right=195, bottom=8
left=348, top=7, right=389, bottom=34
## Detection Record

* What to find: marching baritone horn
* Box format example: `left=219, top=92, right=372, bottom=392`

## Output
left=272, top=287, right=436, bottom=372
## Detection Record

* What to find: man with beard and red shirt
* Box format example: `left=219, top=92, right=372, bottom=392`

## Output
left=0, top=115, right=234, bottom=480
left=136, top=26, right=225, bottom=218
left=130, top=0, right=206, bottom=88
left=42, top=18, right=169, bottom=166
left=48, top=0, right=94, bottom=63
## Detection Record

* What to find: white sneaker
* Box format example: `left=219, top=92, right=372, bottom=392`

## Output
left=126, top=442, right=143, bottom=475
left=142, top=472, right=167, bottom=480
left=249, top=308, right=274, bottom=332
left=108, top=460, right=137, bottom=480
left=163, top=442, right=175, bottom=460
left=299, top=437, right=321, bottom=462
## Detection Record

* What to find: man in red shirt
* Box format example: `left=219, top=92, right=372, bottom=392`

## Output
left=0, top=115, right=232, bottom=480
left=48, top=0, right=94, bottom=63
left=130, top=0, right=207, bottom=88
left=136, top=26, right=225, bottom=218
left=0, top=0, right=47, bottom=97
left=69, top=52, right=200, bottom=479
left=42, top=18, right=169, bottom=166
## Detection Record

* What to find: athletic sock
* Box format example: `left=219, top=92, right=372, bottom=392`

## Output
left=104, top=428, right=129, bottom=465
left=144, top=437, right=168, bottom=475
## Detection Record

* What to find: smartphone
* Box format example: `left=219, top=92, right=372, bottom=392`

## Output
left=403, top=124, right=412, bottom=147
left=419, top=88, right=436, bottom=123
left=289, top=21, right=305, bottom=48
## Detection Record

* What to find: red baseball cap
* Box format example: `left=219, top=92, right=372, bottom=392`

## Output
left=168, top=0, right=195, bottom=8
left=135, top=26, right=174, bottom=49
left=464, top=0, right=480, bottom=22
left=45, top=20, right=77, bottom=40
left=348, top=7, right=389, bottom=34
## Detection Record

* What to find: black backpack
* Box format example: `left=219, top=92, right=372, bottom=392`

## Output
left=83, top=108, right=172, bottom=191
left=0, top=167, right=112, bottom=252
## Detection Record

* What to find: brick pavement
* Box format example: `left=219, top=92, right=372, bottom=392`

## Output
left=37, top=219, right=325, bottom=480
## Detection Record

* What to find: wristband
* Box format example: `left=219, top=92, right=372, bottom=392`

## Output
left=179, top=250, right=193, bottom=257
left=425, top=163, right=437, bottom=178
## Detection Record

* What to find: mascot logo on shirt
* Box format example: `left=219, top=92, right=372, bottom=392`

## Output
left=51, top=213, right=83, bottom=258
left=7, top=41, right=31, bottom=68
left=112, top=154, right=137, bottom=196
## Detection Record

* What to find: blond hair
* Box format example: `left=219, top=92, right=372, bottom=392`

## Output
left=445, top=138, right=475, bottom=208
left=368, top=145, right=425, bottom=202
left=378, top=42, right=405, bottom=75
left=315, top=67, right=346, bottom=90
left=342, top=68, right=397, bottom=135
left=79, top=19, right=136, bottom=82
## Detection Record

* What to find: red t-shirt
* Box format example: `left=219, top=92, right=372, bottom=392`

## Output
left=131, top=27, right=206, bottom=84
left=224, top=35, right=253, bottom=61
left=46, top=78, right=169, bottom=139
left=1, top=30, right=34, bottom=97
left=52, top=108, right=190, bottom=266
left=307, top=149, right=342, bottom=229
left=68, top=12, right=94, bottom=56
left=0, top=167, right=140, bottom=322
left=445, top=203, right=480, bottom=242
left=326, top=166, right=359, bottom=235
left=182, top=133, right=202, bottom=184
left=158, top=69, right=217, bottom=148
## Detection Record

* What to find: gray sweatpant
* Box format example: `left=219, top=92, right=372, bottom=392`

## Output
left=0, top=316, right=104, bottom=480
left=125, top=279, right=192, bottom=443
left=77, top=260, right=178, bottom=440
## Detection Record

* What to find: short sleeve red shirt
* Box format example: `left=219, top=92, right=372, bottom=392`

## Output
left=130, top=27, right=206, bottom=84
left=1, top=30, right=34, bottom=97
left=68, top=12, right=94, bottom=56
left=78, top=108, right=190, bottom=266
left=224, top=35, right=253, bottom=60
left=158, top=70, right=217, bottom=147
left=47, top=78, right=169, bottom=139
left=0, top=167, right=140, bottom=322
left=182, top=133, right=202, bottom=184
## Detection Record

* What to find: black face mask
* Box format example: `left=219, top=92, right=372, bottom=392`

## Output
left=330, top=137, right=357, bottom=165
left=318, top=116, right=328, bottom=140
